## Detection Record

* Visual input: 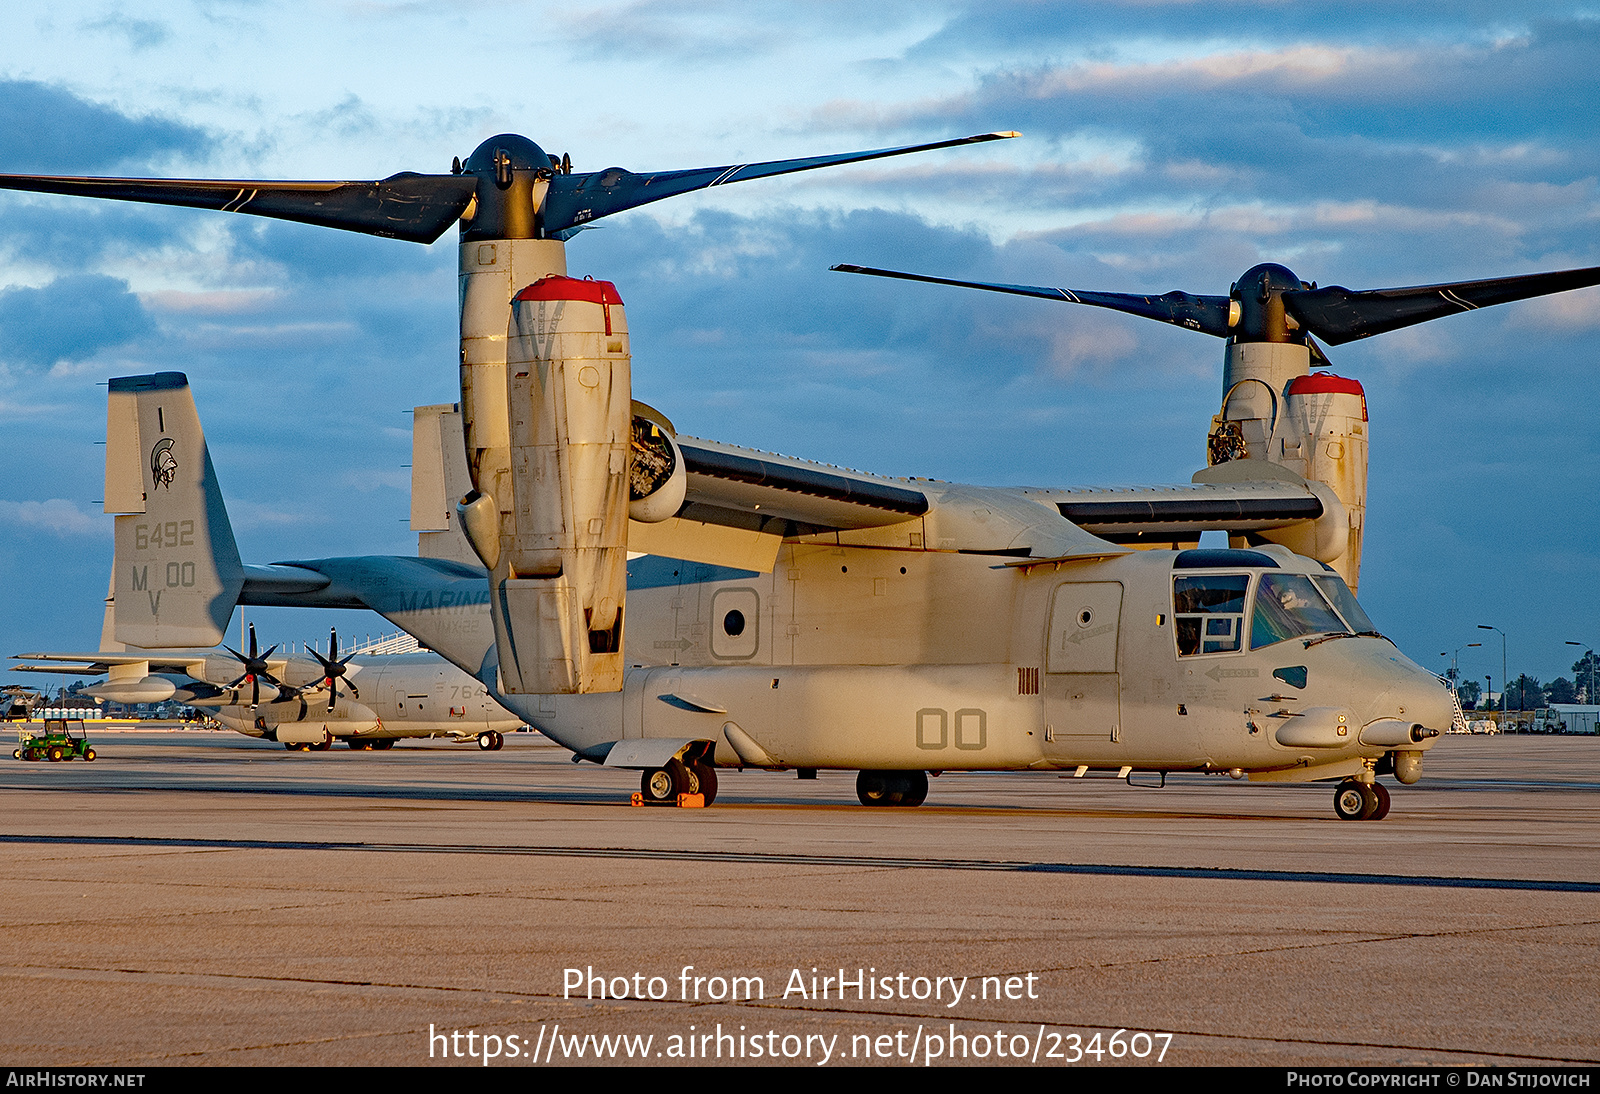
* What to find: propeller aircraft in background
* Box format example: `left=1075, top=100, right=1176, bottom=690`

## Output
left=6, top=131, right=1597, bottom=818
left=15, top=620, right=523, bottom=752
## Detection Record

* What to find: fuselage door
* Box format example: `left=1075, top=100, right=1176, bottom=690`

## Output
left=1043, top=581, right=1124, bottom=745
left=1046, top=582, right=1123, bottom=674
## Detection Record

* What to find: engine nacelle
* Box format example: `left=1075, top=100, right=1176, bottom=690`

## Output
left=1208, top=344, right=1370, bottom=591
left=489, top=275, right=631, bottom=694
left=1275, top=373, right=1368, bottom=588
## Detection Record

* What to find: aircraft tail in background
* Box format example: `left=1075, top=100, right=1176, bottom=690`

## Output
left=105, top=372, right=245, bottom=648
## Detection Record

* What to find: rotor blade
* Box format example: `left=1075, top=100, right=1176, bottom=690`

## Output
left=0, top=171, right=478, bottom=245
left=1284, top=265, right=1600, bottom=345
left=541, top=132, right=1019, bottom=234
left=831, top=264, right=1235, bottom=337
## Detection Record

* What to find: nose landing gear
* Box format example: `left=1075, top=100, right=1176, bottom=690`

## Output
left=1333, top=778, right=1390, bottom=821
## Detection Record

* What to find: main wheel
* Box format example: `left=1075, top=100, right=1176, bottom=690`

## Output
left=690, top=760, right=718, bottom=806
left=641, top=760, right=691, bottom=803
left=1368, top=782, right=1391, bottom=821
left=856, top=770, right=903, bottom=806
left=478, top=732, right=495, bottom=751
left=491, top=732, right=504, bottom=751
left=857, top=770, right=928, bottom=807
left=1334, top=780, right=1368, bottom=820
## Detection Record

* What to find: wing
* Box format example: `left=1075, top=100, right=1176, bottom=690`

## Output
left=628, top=437, right=933, bottom=571
left=1046, top=481, right=1329, bottom=543
left=11, top=651, right=214, bottom=676
left=677, top=437, right=930, bottom=534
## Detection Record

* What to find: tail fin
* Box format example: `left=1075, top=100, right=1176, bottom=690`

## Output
left=105, top=373, right=243, bottom=647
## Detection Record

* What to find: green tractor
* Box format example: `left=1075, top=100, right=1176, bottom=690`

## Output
left=14, top=719, right=96, bottom=762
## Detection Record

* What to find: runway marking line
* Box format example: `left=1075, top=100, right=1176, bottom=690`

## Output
left=1, top=833, right=1596, bottom=893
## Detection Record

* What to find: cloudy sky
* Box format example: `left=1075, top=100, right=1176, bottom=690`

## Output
left=1, top=1, right=1596, bottom=695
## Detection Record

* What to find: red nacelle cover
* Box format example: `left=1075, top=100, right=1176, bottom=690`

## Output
left=1288, top=372, right=1367, bottom=420
left=1287, top=372, right=1364, bottom=396
left=514, top=275, right=624, bottom=305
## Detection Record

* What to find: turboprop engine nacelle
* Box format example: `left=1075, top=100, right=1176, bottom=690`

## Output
left=474, top=275, right=632, bottom=694
left=1269, top=373, right=1368, bottom=582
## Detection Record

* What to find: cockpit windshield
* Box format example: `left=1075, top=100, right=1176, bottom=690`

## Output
left=1173, top=567, right=1384, bottom=657
left=1312, top=573, right=1378, bottom=635
left=1249, top=573, right=1348, bottom=649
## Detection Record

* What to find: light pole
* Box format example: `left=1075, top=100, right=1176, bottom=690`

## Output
left=1565, top=641, right=1596, bottom=705
left=1441, top=643, right=1482, bottom=706
left=1478, top=625, right=1508, bottom=728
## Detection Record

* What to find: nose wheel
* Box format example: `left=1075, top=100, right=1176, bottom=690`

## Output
left=1334, top=779, right=1390, bottom=820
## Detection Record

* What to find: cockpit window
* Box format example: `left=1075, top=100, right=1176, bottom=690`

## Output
left=1312, top=574, right=1378, bottom=634
left=1250, top=573, right=1348, bottom=649
left=1174, top=574, right=1249, bottom=656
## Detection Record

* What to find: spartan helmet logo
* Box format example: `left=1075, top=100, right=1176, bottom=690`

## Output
left=149, top=438, right=178, bottom=491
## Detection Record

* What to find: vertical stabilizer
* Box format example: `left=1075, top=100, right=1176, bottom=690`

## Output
left=106, top=373, right=244, bottom=647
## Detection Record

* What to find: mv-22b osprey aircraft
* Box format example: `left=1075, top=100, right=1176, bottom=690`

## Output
left=10, top=131, right=1600, bottom=818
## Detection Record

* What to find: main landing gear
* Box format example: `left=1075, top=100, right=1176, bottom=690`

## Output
left=478, top=731, right=504, bottom=751
left=856, top=770, right=929, bottom=807
left=1333, top=778, right=1391, bottom=821
left=638, top=758, right=718, bottom=805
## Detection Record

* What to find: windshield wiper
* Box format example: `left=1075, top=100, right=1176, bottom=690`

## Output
left=1303, top=630, right=1392, bottom=649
